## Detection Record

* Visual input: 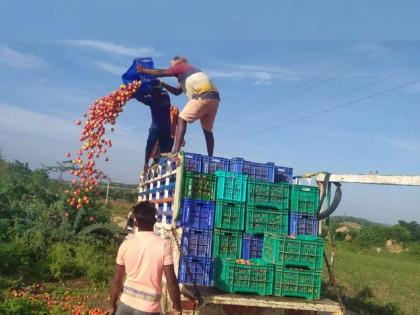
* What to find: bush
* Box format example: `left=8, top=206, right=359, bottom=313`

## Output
left=408, top=242, right=420, bottom=256
left=48, top=243, right=83, bottom=281
left=48, top=242, right=115, bottom=284
left=356, top=225, right=411, bottom=248
left=0, top=154, right=119, bottom=287
left=75, top=243, right=115, bottom=285
left=0, top=242, right=29, bottom=275
left=0, top=298, right=49, bottom=315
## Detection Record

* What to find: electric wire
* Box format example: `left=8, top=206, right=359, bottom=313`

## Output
left=219, top=77, right=420, bottom=144
left=217, top=42, right=410, bottom=127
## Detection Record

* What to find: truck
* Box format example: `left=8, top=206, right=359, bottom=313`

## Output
left=135, top=153, right=348, bottom=315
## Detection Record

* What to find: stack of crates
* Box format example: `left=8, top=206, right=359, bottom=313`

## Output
left=289, top=185, right=320, bottom=236
left=213, top=158, right=291, bottom=296
left=213, top=156, right=324, bottom=300
left=262, top=234, right=324, bottom=300
left=146, top=152, right=324, bottom=300
left=138, top=158, right=178, bottom=228
left=178, top=153, right=229, bottom=286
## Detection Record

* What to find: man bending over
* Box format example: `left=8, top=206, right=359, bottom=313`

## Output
left=137, top=56, right=220, bottom=157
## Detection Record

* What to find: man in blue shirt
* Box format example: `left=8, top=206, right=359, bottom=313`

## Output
left=135, top=87, right=175, bottom=171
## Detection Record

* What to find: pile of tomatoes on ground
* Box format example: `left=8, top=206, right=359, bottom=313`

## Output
left=10, top=283, right=109, bottom=315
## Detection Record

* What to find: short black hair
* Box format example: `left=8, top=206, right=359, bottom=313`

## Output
left=133, top=201, right=157, bottom=229
left=172, top=55, right=188, bottom=63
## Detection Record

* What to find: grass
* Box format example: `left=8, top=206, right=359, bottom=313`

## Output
left=325, top=241, right=420, bottom=315
left=106, top=198, right=134, bottom=228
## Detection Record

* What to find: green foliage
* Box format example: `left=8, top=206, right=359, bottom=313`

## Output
left=0, top=298, right=49, bottom=315
left=408, top=242, right=420, bottom=256
left=330, top=215, right=380, bottom=228
left=0, top=241, right=30, bottom=275
left=48, top=243, right=83, bottom=280
left=355, top=225, right=412, bottom=248
left=48, top=242, right=115, bottom=284
left=0, top=152, right=121, bottom=289
left=398, top=220, right=420, bottom=241
left=98, top=182, right=137, bottom=203
left=75, top=243, right=115, bottom=285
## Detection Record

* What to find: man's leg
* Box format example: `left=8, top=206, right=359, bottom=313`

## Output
left=172, top=117, right=187, bottom=153
left=203, top=129, right=214, bottom=157
left=200, top=99, right=219, bottom=157
left=144, top=128, right=159, bottom=171
left=115, top=301, right=134, bottom=315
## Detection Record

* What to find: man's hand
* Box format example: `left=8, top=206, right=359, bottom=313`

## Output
left=143, top=163, right=149, bottom=172
left=137, top=65, right=145, bottom=73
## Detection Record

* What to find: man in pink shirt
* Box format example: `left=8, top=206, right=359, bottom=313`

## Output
left=110, top=201, right=182, bottom=315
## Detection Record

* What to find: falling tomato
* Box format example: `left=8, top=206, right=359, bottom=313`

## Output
left=66, top=81, right=141, bottom=209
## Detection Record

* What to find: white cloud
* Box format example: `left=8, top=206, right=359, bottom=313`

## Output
left=0, top=45, right=47, bottom=70
left=0, top=103, right=143, bottom=152
left=63, top=40, right=158, bottom=57
left=0, top=103, right=76, bottom=140
left=93, top=60, right=125, bottom=76
left=0, top=103, right=146, bottom=183
left=206, top=62, right=301, bottom=85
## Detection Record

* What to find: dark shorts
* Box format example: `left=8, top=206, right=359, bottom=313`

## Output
left=146, top=127, right=174, bottom=154
left=116, top=302, right=160, bottom=315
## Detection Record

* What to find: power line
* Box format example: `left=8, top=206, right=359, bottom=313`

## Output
left=250, top=67, right=413, bottom=128
left=219, top=77, right=420, bottom=144
left=217, top=42, right=409, bottom=127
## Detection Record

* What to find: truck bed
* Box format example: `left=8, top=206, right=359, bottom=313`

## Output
left=162, top=285, right=343, bottom=315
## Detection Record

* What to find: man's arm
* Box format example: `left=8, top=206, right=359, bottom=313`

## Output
left=137, top=65, right=173, bottom=77
left=161, top=81, right=183, bottom=96
left=110, top=264, right=125, bottom=315
left=163, top=264, right=182, bottom=314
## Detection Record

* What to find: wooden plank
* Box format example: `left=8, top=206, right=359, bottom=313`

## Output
left=178, top=286, right=342, bottom=313
left=314, top=173, right=420, bottom=186
left=203, top=295, right=342, bottom=312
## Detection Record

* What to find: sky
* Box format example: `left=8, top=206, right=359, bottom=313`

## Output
left=0, top=1, right=420, bottom=224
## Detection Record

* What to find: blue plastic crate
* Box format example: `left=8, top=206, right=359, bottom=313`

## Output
left=184, top=152, right=203, bottom=172
left=181, top=199, right=215, bottom=230
left=202, top=156, right=230, bottom=174
left=274, top=166, right=293, bottom=183
left=181, top=228, right=213, bottom=258
left=122, top=57, right=158, bottom=94
left=242, top=234, right=264, bottom=259
left=230, top=158, right=275, bottom=182
left=164, top=212, right=173, bottom=224
left=157, top=210, right=163, bottom=223
left=157, top=203, right=173, bottom=213
left=179, top=256, right=212, bottom=286
left=289, top=212, right=318, bottom=236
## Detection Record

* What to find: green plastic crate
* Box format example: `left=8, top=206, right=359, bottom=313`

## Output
left=274, top=266, right=321, bottom=300
left=212, top=229, right=242, bottom=259
left=214, top=200, right=246, bottom=230
left=183, top=171, right=217, bottom=201
left=248, top=180, right=290, bottom=210
left=214, top=258, right=274, bottom=295
left=216, top=171, right=248, bottom=202
left=290, top=185, right=319, bottom=215
left=262, top=234, right=324, bottom=269
left=245, top=206, right=288, bottom=235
